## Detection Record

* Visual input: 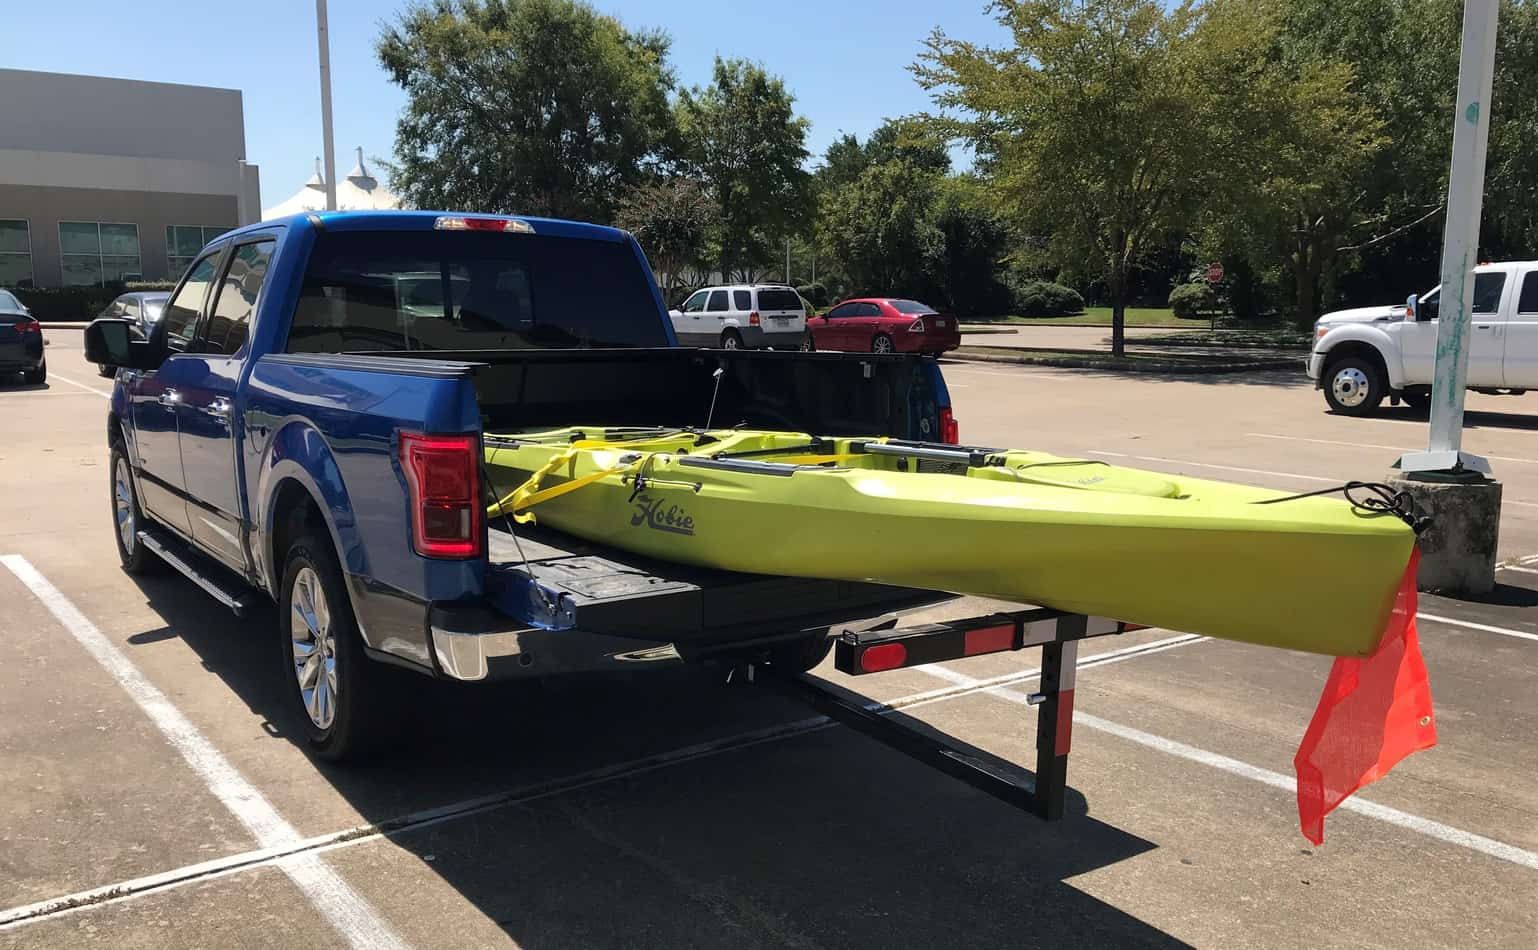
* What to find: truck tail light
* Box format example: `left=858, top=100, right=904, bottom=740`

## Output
left=909, top=318, right=926, bottom=332
left=939, top=407, right=960, bottom=445
left=399, top=433, right=482, bottom=559
left=434, top=215, right=534, bottom=233
left=749, top=311, right=760, bottom=326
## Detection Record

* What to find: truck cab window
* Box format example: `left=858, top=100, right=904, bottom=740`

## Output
left=160, top=254, right=220, bottom=353
left=199, top=240, right=275, bottom=356
left=1473, top=273, right=1506, bottom=314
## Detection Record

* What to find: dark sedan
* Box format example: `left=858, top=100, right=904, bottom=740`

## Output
left=0, top=288, right=45, bottom=384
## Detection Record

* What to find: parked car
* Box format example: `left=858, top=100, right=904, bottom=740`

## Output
left=0, top=288, right=46, bottom=384
left=86, top=211, right=958, bottom=761
left=669, top=284, right=806, bottom=349
left=805, top=298, right=961, bottom=356
left=1308, top=260, right=1538, bottom=415
left=96, top=291, right=170, bottom=376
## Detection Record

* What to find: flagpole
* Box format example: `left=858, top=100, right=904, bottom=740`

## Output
left=315, top=0, right=339, bottom=212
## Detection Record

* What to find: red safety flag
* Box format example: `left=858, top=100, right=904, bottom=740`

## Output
left=1294, top=548, right=1437, bottom=845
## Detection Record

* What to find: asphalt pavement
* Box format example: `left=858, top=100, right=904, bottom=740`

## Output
left=1, top=333, right=1534, bottom=948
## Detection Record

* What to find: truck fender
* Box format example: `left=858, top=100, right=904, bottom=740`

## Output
left=1317, top=325, right=1404, bottom=391
left=253, top=420, right=367, bottom=598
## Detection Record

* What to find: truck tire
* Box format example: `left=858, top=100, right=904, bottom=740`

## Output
left=1402, top=388, right=1432, bottom=414
left=1323, top=356, right=1384, bottom=416
left=766, top=634, right=834, bottom=673
left=110, top=441, right=161, bottom=575
left=720, top=329, right=743, bottom=350
left=23, top=364, right=46, bottom=385
left=279, top=532, right=402, bottom=762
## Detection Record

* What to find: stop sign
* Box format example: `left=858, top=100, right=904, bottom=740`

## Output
left=1206, top=262, right=1225, bottom=284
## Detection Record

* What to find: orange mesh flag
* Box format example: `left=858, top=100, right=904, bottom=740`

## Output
left=1294, top=548, right=1436, bottom=845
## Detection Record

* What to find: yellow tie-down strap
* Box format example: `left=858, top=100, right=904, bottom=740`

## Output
left=487, top=444, right=638, bottom=524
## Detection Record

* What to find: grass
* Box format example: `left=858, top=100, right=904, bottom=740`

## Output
left=963, top=307, right=1209, bottom=327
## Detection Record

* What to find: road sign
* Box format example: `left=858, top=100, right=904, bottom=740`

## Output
left=1206, top=262, right=1224, bottom=284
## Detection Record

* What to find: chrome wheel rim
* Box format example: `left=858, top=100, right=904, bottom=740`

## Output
left=873, top=336, right=893, bottom=354
left=1331, top=366, right=1370, bottom=408
left=722, top=335, right=740, bottom=350
left=114, top=457, right=136, bottom=554
left=290, top=567, right=338, bottom=730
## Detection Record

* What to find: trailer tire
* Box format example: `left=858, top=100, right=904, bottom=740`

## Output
left=766, top=634, right=834, bottom=673
left=279, top=532, right=403, bottom=762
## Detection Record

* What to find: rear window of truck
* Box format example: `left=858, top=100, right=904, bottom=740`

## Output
left=286, top=230, right=668, bottom=352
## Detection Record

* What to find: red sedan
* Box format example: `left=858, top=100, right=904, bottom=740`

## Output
left=804, top=298, right=961, bottom=356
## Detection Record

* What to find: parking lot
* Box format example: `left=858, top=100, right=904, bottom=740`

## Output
left=2, top=332, right=1536, bottom=949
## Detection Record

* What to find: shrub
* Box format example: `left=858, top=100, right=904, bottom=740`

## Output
left=126, top=280, right=176, bottom=292
left=1168, top=282, right=1218, bottom=319
left=1009, top=278, right=1085, bottom=317
left=14, top=286, right=123, bottom=322
left=796, top=282, right=829, bottom=308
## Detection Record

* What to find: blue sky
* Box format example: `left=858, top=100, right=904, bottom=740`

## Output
left=4, top=0, right=1006, bottom=211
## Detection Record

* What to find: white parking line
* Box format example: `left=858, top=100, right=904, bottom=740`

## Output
left=1501, top=564, right=1538, bottom=575
left=1417, top=611, right=1538, bottom=643
left=47, top=373, right=112, bottom=399
left=1092, top=450, right=1538, bottom=508
left=0, top=555, right=408, bottom=950
left=913, top=664, right=1538, bottom=872
left=1249, top=432, right=1538, bottom=466
left=1, top=630, right=1201, bottom=930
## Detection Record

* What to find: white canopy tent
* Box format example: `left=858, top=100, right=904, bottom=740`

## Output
left=261, top=147, right=400, bottom=219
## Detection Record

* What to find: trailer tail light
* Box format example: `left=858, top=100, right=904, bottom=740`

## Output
left=434, top=215, right=535, bottom=233
left=909, top=318, right=926, bottom=332
left=939, top=407, right=960, bottom=445
left=749, top=311, right=760, bottom=326
left=859, top=642, right=908, bottom=673
left=399, top=433, right=482, bottom=558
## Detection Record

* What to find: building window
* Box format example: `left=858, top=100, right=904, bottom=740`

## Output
left=167, top=225, right=230, bottom=278
left=0, top=219, right=34, bottom=288
left=59, top=221, right=142, bottom=286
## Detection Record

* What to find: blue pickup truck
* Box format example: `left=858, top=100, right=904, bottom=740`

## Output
left=86, top=211, right=959, bottom=761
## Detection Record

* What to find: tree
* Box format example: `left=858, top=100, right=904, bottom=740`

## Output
left=933, top=177, right=1014, bottom=317
left=816, top=118, right=950, bottom=191
left=823, top=160, right=945, bottom=297
left=915, top=0, right=1243, bottom=355
left=675, top=58, right=813, bottom=281
left=614, top=177, right=713, bottom=300
left=378, top=0, right=676, bottom=221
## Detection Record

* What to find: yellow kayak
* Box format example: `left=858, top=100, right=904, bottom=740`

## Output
left=483, top=427, right=1418, bottom=657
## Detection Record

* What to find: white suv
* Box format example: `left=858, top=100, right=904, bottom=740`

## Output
left=669, top=285, right=807, bottom=350
left=1307, top=260, right=1538, bottom=415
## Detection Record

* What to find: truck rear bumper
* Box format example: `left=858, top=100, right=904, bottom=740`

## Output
left=429, top=604, right=683, bottom=681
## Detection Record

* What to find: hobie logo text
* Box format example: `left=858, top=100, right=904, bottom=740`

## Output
left=630, top=494, right=695, bottom=536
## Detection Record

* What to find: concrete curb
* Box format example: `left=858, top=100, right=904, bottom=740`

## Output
left=948, top=350, right=1299, bottom=374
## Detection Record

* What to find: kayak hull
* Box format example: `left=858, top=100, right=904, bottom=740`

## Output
left=484, top=429, right=1416, bottom=657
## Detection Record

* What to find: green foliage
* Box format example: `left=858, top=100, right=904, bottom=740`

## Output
left=822, top=160, right=945, bottom=298
left=1009, top=279, right=1084, bottom=318
left=933, top=178, right=1014, bottom=316
left=615, top=177, right=713, bottom=298
left=378, top=0, right=676, bottom=221
left=914, top=0, right=1242, bottom=353
left=15, top=286, right=121, bottom=321
left=796, top=282, right=830, bottom=307
left=1168, top=282, right=1218, bottom=318
left=675, top=57, right=813, bottom=280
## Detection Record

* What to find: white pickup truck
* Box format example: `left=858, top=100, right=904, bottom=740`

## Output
left=1307, top=260, right=1538, bottom=415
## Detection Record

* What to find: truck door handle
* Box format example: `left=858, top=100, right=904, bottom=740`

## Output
left=158, top=389, right=180, bottom=406
left=205, top=397, right=232, bottom=419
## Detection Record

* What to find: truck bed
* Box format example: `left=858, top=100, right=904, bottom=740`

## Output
left=484, top=523, right=953, bottom=652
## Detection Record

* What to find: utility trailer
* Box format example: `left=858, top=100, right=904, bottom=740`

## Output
left=451, top=519, right=1135, bottom=822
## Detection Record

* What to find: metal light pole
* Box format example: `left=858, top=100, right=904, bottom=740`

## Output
left=1399, top=0, right=1499, bottom=475
left=315, top=0, right=339, bottom=212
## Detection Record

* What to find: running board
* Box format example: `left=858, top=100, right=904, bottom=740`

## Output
left=137, top=528, right=259, bottom=617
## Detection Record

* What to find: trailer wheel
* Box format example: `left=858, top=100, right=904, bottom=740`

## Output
left=279, top=531, right=402, bottom=762
left=766, top=634, right=834, bottom=673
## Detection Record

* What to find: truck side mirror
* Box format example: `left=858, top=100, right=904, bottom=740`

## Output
left=85, top=317, right=158, bottom=370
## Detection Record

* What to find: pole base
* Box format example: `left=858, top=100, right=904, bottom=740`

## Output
left=1386, top=470, right=1501, bottom=596
left=1396, top=449, right=1491, bottom=475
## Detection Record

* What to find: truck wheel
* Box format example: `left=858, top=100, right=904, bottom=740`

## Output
left=1324, top=357, right=1384, bottom=416
left=23, top=364, right=46, bottom=385
left=766, top=634, right=834, bottom=673
left=800, top=334, right=815, bottom=352
left=110, top=442, right=160, bottom=574
left=720, top=330, right=743, bottom=350
left=279, top=532, right=401, bottom=762
left=871, top=334, right=895, bottom=355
